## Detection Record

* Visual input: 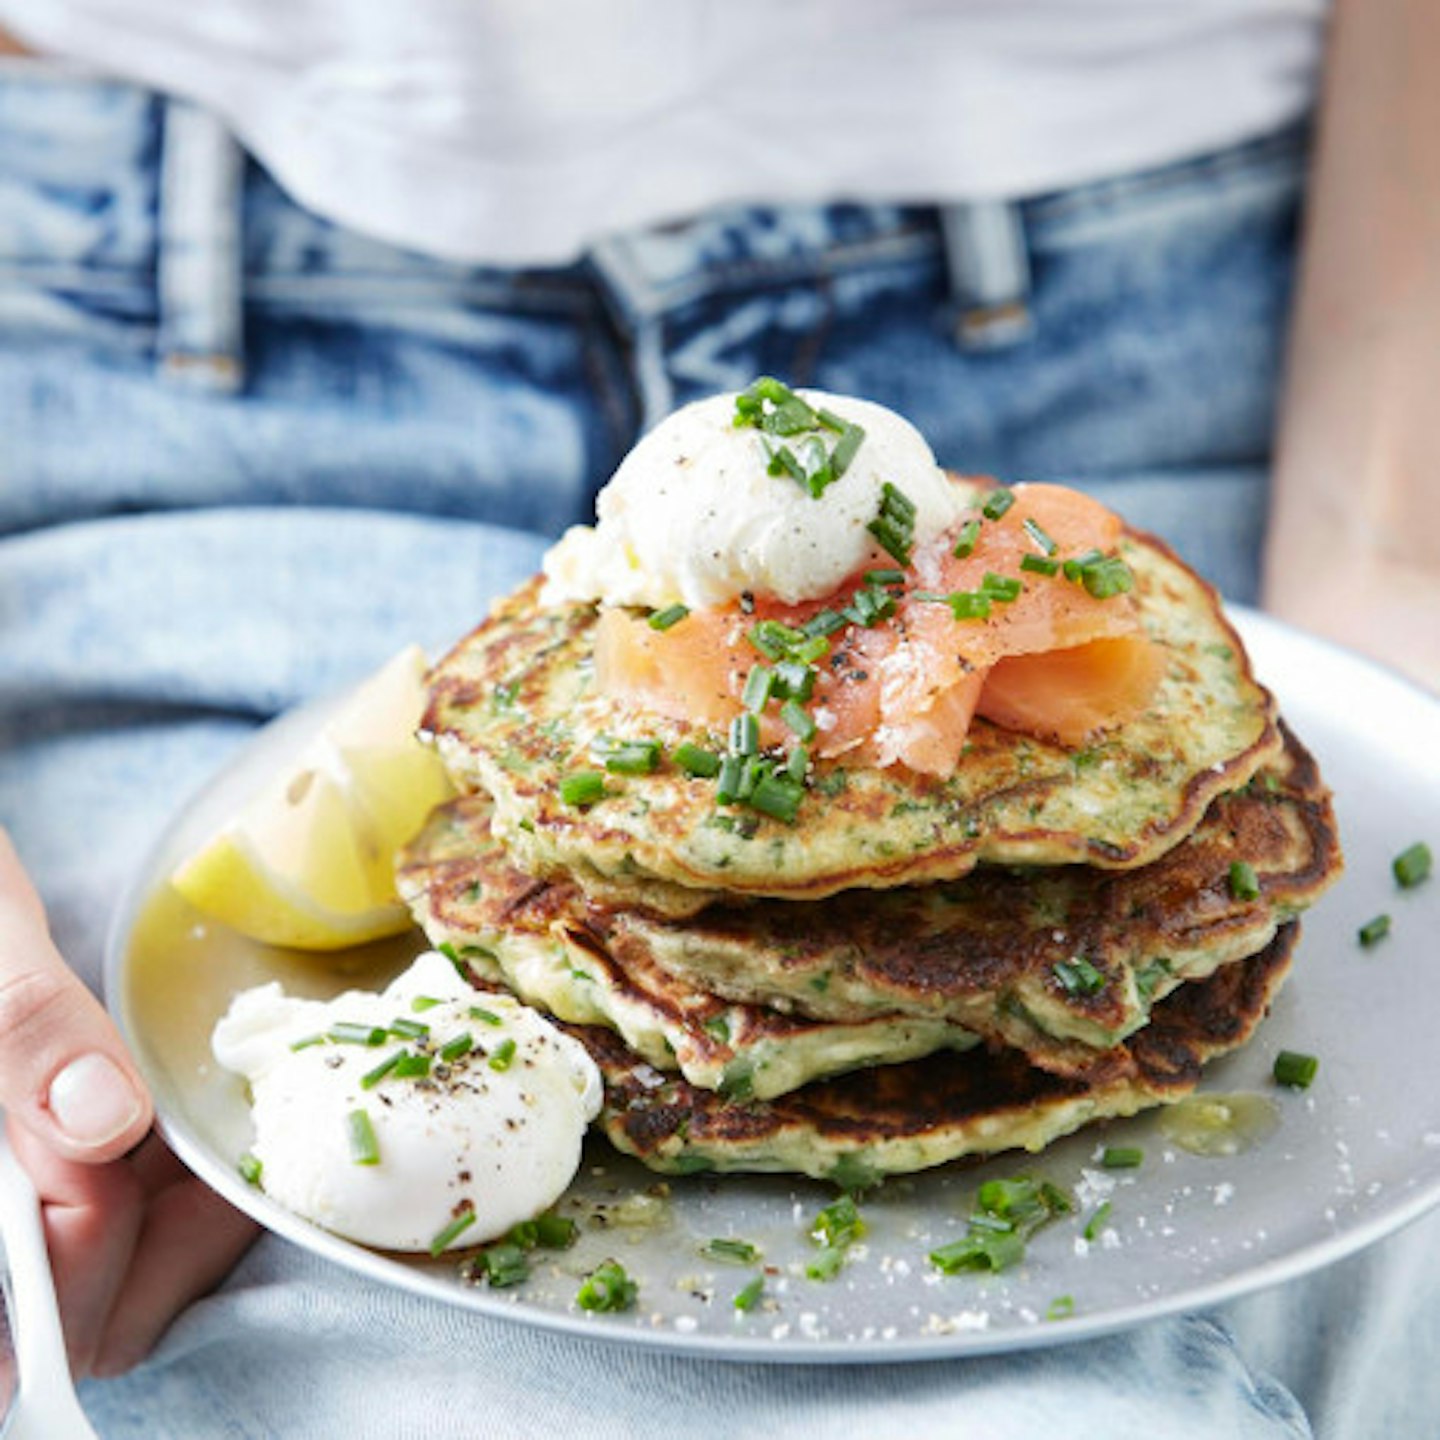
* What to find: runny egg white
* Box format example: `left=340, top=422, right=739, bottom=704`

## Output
left=542, top=389, right=965, bottom=609
left=212, top=950, right=602, bottom=1252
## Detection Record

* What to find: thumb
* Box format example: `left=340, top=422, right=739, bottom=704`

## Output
left=0, top=831, right=153, bottom=1162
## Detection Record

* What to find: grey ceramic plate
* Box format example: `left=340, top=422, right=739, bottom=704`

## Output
left=105, top=610, right=1440, bottom=1362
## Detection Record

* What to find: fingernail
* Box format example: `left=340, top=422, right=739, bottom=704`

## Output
left=47, top=1054, right=145, bottom=1147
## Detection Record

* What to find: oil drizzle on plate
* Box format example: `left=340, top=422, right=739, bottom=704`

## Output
left=1158, top=1093, right=1280, bottom=1158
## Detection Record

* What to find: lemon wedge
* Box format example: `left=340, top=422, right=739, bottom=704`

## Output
left=171, top=645, right=455, bottom=949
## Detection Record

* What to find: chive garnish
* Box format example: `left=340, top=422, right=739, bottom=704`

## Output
left=952, top=518, right=981, bottom=559
left=411, top=996, right=443, bottom=1013
left=1020, top=554, right=1060, bottom=576
left=1062, top=548, right=1105, bottom=581
left=1046, top=1295, right=1076, bottom=1321
left=533, top=1211, right=579, bottom=1250
left=559, top=771, right=606, bottom=807
left=736, top=754, right=764, bottom=803
left=773, top=661, right=816, bottom=702
left=1022, top=517, right=1057, bottom=555
left=361, top=1048, right=406, bottom=1090
left=1229, top=861, right=1261, bottom=901
left=1053, top=956, right=1106, bottom=996
left=805, top=1246, right=848, bottom=1282
left=811, top=1194, right=866, bottom=1249
left=786, top=744, right=810, bottom=783
left=733, top=1275, right=765, bottom=1313
left=1079, top=556, right=1134, bottom=599
left=389, top=1017, right=429, bottom=1042
left=864, top=568, right=905, bottom=585
left=347, top=1109, right=380, bottom=1165
left=479, top=1241, right=530, bottom=1288
left=749, top=774, right=803, bottom=824
left=981, top=488, right=1016, bottom=521
left=780, top=700, right=816, bottom=742
left=468, top=1005, right=504, bottom=1026
left=715, top=755, right=745, bottom=805
left=647, top=604, right=690, bottom=631
left=429, top=1209, right=477, bottom=1257
left=1274, top=1050, right=1318, bottom=1089
left=1100, top=1146, right=1143, bottom=1170
left=439, top=1032, right=474, bottom=1064
left=238, top=1152, right=263, bottom=1186
left=802, top=608, right=847, bottom=640
left=929, top=1230, right=1026, bottom=1275
left=981, top=571, right=1022, bottom=603
left=929, top=1176, right=1070, bottom=1275
left=1394, top=842, right=1432, bottom=889
left=393, top=1051, right=432, bottom=1080
left=867, top=483, right=917, bottom=566
left=598, top=738, right=662, bottom=775
left=742, top=666, right=775, bottom=713
left=701, top=1237, right=761, bottom=1265
left=488, top=1037, right=517, bottom=1071
left=1358, top=914, right=1391, bottom=948
left=328, top=1022, right=388, bottom=1047
left=729, top=713, right=759, bottom=757
left=289, top=1033, right=325, bottom=1052
left=674, top=742, right=722, bottom=778
left=576, top=1259, right=638, bottom=1312
left=1083, top=1201, right=1113, bottom=1241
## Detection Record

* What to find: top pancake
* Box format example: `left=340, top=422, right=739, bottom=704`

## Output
left=424, top=488, right=1281, bottom=914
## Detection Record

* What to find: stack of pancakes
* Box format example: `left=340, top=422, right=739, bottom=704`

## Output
left=399, top=503, right=1341, bottom=1185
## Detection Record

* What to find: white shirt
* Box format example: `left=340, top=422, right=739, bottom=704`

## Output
left=0, top=0, right=1326, bottom=265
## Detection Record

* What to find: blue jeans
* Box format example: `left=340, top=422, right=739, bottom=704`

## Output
left=7, top=62, right=1429, bottom=1440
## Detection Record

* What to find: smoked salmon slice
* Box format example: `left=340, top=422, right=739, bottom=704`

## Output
left=593, top=482, right=1163, bottom=776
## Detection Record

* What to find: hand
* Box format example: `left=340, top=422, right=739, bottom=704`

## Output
left=0, top=830, right=258, bottom=1378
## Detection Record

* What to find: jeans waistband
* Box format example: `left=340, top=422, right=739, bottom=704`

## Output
left=0, top=64, right=1308, bottom=390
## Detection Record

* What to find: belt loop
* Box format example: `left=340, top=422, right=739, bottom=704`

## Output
left=156, top=100, right=246, bottom=393
left=939, top=201, right=1033, bottom=351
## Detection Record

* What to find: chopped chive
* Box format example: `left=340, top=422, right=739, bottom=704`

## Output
left=867, top=483, right=917, bottom=566
left=1101, top=1146, right=1144, bottom=1170
left=1062, top=548, right=1105, bottom=581
left=480, top=1241, right=530, bottom=1288
left=805, top=1246, right=848, bottom=1281
left=733, top=1275, right=766, bottom=1313
left=952, top=518, right=981, bottom=559
left=780, top=700, right=816, bottom=742
left=944, top=591, right=992, bottom=621
left=238, top=1152, right=263, bottom=1186
left=786, top=744, right=810, bottom=783
left=327, top=1022, right=388, bottom=1047
left=1045, top=1295, right=1076, bottom=1322
left=289, top=1033, right=325, bottom=1052
left=811, top=1194, right=865, bottom=1249
left=1083, top=1201, right=1113, bottom=1241
left=789, top=633, right=830, bottom=664
left=701, top=1237, right=761, bottom=1265
left=802, top=608, right=847, bottom=640
left=411, top=996, right=443, bottom=1013
left=576, top=1259, right=638, bottom=1312
left=773, top=661, right=816, bottom=702
left=429, top=1208, right=477, bottom=1256
left=674, top=742, right=722, bottom=778
left=864, top=568, right=905, bottom=585
left=647, top=603, right=690, bottom=631
left=1022, top=517, right=1057, bottom=555
left=393, top=1051, right=432, bottom=1080
left=347, top=1109, right=380, bottom=1165
left=534, top=1211, right=579, bottom=1249
left=765, top=440, right=807, bottom=484
left=729, top=713, right=760, bottom=756
left=1358, top=914, right=1392, bottom=948
left=360, top=1048, right=406, bottom=1090
left=981, top=572, right=1023, bottom=603
left=749, top=774, right=804, bottom=824
left=735, top=754, right=765, bottom=802
left=440, top=1032, right=474, bottom=1064
left=843, top=582, right=897, bottom=627
left=468, top=1005, right=504, bottom=1026
left=929, top=1230, right=1026, bottom=1275
left=866, top=517, right=911, bottom=567
left=829, top=422, right=865, bottom=480
left=1228, top=861, right=1261, bottom=901
left=1393, top=842, right=1433, bottom=889
left=715, top=755, right=745, bottom=805
left=981, top=488, right=1016, bottom=521
left=559, top=771, right=607, bottom=808
left=1274, top=1050, right=1319, bottom=1089
left=1080, top=556, right=1134, bottom=599
left=389, top=1017, right=430, bottom=1042
left=1053, top=956, right=1106, bottom=996
left=599, top=738, right=662, bottom=775
left=742, top=666, right=775, bottom=713
left=1021, top=554, right=1061, bottom=576
left=488, top=1037, right=517, bottom=1071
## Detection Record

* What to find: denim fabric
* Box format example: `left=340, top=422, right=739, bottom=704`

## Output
left=0, top=63, right=1395, bottom=1440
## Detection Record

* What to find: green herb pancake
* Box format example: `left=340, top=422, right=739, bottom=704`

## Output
left=564, top=925, right=1300, bottom=1184
left=396, top=724, right=1337, bottom=1081
left=423, top=510, right=1281, bottom=917
left=399, top=806, right=980, bottom=1099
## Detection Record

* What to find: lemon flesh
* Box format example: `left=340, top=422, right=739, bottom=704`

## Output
left=171, top=646, right=455, bottom=950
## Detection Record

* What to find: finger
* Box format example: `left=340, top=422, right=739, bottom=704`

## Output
left=0, top=830, right=152, bottom=1161
left=92, top=1176, right=259, bottom=1377
left=6, top=1117, right=146, bottom=1376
